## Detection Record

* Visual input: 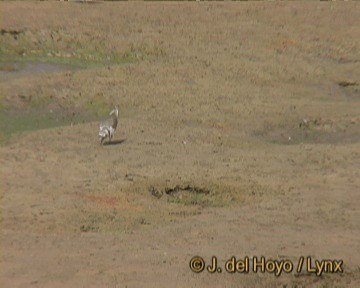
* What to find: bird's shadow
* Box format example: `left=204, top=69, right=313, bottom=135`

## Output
left=103, top=138, right=126, bottom=146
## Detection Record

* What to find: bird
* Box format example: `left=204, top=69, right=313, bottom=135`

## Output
left=98, top=106, right=119, bottom=144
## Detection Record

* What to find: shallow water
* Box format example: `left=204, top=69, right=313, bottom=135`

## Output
left=0, top=61, right=94, bottom=143
left=0, top=61, right=76, bottom=81
left=0, top=107, right=98, bottom=144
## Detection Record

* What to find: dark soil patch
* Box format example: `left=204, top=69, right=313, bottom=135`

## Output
left=164, top=185, right=210, bottom=196
left=338, top=80, right=358, bottom=88
left=148, top=180, right=264, bottom=208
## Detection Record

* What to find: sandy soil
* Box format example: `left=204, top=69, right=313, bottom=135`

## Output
left=1, top=2, right=360, bottom=287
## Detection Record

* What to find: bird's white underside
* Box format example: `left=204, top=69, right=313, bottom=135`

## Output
left=98, top=107, right=119, bottom=144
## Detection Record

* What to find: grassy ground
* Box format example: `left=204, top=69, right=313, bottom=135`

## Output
left=0, top=19, right=165, bottom=142
left=1, top=2, right=360, bottom=288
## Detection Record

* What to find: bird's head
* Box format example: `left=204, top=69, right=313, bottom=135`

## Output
left=109, top=106, right=119, bottom=118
